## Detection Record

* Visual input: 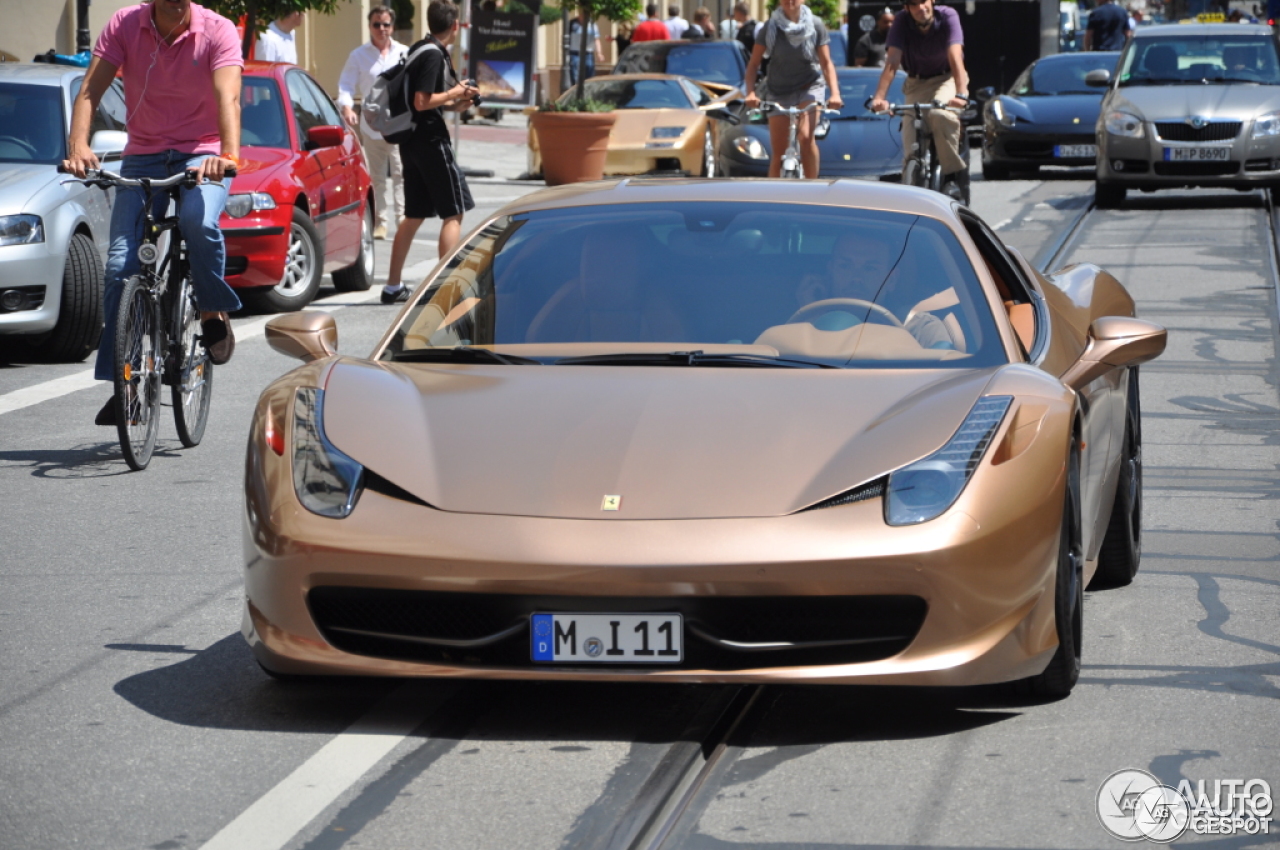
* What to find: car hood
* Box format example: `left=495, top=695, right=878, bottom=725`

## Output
left=1000, top=93, right=1102, bottom=126
left=226, top=146, right=295, bottom=191
left=611, top=109, right=698, bottom=142
left=817, top=117, right=902, bottom=174
left=0, top=162, right=59, bottom=213
left=320, top=359, right=1000, bottom=520
left=1108, top=84, right=1280, bottom=121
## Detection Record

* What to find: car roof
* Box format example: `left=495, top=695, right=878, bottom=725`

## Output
left=497, top=177, right=959, bottom=221
left=1134, top=22, right=1273, bottom=37
left=0, top=63, right=84, bottom=85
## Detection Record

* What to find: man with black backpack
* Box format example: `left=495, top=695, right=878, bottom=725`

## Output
left=380, top=0, right=479, bottom=305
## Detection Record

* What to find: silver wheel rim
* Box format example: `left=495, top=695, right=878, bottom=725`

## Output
left=275, top=221, right=317, bottom=299
left=703, top=128, right=715, bottom=178
left=179, top=287, right=208, bottom=418
left=360, top=208, right=375, bottom=276
left=124, top=293, right=157, bottom=452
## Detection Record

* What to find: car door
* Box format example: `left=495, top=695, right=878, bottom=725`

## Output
left=284, top=69, right=350, bottom=265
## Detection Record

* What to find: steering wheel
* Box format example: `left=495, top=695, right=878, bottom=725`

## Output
left=0, top=135, right=38, bottom=157
left=787, top=298, right=904, bottom=329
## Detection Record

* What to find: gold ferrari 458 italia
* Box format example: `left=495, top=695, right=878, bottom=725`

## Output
left=246, top=179, right=1165, bottom=698
left=527, top=74, right=742, bottom=179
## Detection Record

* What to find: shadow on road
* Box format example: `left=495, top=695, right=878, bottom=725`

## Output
left=0, top=441, right=177, bottom=477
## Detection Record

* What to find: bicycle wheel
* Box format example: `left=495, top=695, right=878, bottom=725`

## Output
left=113, top=275, right=162, bottom=471
left=781, top=153, right=801, bottom=179
left=902, top=157, right=924, bottom=188
left=171, top=273, right=213, bottom=448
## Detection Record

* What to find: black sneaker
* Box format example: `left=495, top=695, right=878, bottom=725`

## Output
left=95, top=395, right=117, bottom=426
left=380, top=286, right=411, bottom=305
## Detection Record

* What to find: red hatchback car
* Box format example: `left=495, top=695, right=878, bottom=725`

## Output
left=221, top=62, right=375, bottom=312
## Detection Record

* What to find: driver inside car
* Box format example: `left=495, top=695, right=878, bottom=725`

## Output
left=795, top=231, right=957, bottom=349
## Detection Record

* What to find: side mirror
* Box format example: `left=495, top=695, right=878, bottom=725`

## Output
left=306, top=125, right=345, bottom=149
left=1085, top=69, right=1112, bottom=87
left=89, top=130, right=128, bottom=158
left=705, top=106, right=741, bottom=125
left=975, top=86, right=997, bottom=101
left=266, top=311, right=338, bottom=362
left=1062, top=316, right=1166, bottom=391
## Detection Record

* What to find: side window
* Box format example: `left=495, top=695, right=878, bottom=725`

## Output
left=961, top=214, right=1037, bottom=355
left=98, top=82, right=127, bottom=131
left=680, top=78, right=712, bottom=106
left=300, top=73, right=343, bottom=127
left=286, top=70, right=326, bottom=144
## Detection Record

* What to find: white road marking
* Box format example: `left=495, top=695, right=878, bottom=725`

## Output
left=0, top=261, right=438, bottom=419
left=197, top=682, right=454, bottom=850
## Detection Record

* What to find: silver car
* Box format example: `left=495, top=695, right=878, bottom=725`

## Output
left=1093, top=23, right=1280, bottom=208
left=0, top=64, right=127, bottom=361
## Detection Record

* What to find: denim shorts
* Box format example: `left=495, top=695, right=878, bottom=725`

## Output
left=765, top=81, right=827, bottom=108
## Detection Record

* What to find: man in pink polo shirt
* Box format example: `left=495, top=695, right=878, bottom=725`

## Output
left=63, top=0, right=243, bottom=427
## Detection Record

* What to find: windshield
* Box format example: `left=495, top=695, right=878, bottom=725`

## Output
left=565, top=78, right=692, bottom=109
left=834, top=71, right=904, bottom=118
left=0, top=83, right=66, bottom=164
left=240, top=77, right=290, bottom=148
left=1017, top=53, right=1119, bottom=95
left=1118, top=35, right=1280, bottom=85
left=615, top=43, right=746, bottom=86
left=381, top=202, right=1005, bottom=370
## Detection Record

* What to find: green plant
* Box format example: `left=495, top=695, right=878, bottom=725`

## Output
left=765, top=0, right=841, bottom=32
left=558, top=0, right=643, bottom=103
left=537, top=97, right=614, bottom=112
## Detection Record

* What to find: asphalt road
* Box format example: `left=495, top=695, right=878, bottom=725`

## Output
left=1, top=168, right=1278, bottom=850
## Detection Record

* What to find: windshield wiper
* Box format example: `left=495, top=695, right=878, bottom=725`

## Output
left=553, top=350, right=839, bottom=368
left=389, top=346, right=539, bottom=365
left=1120, top=77, right=1187, bottom=86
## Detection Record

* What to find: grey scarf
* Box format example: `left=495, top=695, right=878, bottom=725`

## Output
left=765, top=5, right=817, bottom=62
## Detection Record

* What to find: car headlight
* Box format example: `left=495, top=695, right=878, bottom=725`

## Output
left=0, top=215, right=44, bottom=247
left=1104, top=110, right=1145, bottom=138
left=732, top=136, right=768, bottom=159
left=990, top=99, right=1015, bottom=128
left=224, top=192, right=277, bottom=219
left=292, top=387, right=364, bottom=518
left=884, top=396, right=1012, bottom=526
left=651, top=126, right=685, bottom=138
left=1254, top=111, right=1280, bottom=138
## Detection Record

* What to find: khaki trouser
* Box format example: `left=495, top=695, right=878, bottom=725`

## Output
left=359, top=124, right=404, bottom=227
left=902, top=74, right=965, bottom=175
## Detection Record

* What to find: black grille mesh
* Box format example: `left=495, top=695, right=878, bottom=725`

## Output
left=1154, top=121, right=1240, bottom=142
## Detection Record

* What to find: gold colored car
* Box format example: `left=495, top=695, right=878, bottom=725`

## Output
left=246, top=178, right=1165, bottom=698
left=527, top=74, right=742, bottom=179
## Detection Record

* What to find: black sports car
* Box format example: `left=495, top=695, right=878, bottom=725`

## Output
left=979, top=51, right=1121, bottom=180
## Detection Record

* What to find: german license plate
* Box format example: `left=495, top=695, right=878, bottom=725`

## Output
left=1164, top=146, right=1231, bottom=161
left=531, top=613, right=682, bottom=663
left=1054, top=144, right=1096, bottom=158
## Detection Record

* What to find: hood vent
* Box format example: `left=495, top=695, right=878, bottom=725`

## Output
left=800, top=477, right=887, bottom=513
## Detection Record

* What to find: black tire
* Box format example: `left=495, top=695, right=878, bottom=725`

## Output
left=1091, top=369, right=1143, bottom=588
left=982, top=159, right=1010, bottom=181
left=113, top=276, right=162, bottom=471
left=902, top=158, right=924, bottom=188
left=332, top=203, right=375, bottom=292
left=38, top=231, right=103, bottom=362
left=170, top=275, right=213, bottom=448
left=1017, top=436, right=1084, bottom=698
left=701, top=127, right=716, bottom=177
left=244, top=207, right=322, bottom=312
left=1095, top=181, right=1126, bottom=209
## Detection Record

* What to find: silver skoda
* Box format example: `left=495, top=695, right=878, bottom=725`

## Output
left=1093, top=24, right=1280, bottom=208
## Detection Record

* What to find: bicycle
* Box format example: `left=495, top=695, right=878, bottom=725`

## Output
left=60, top=167, right=233, bottom=470
left=748, top=100, right=840, bottom=179
left=873, top=99, right=972, bottom=205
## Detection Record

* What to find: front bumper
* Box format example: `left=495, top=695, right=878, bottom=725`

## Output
left=983, top=128, right=1098, bottom=169
left=0, top=243, right=64, bottom=335
left=1098, top=121, right=1280, bottom=188
left=220, top=205, right=289, bottom=290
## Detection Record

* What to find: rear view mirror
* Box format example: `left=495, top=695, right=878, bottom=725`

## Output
left=975, top=86, right=996, bottom=101
left=306, top=125, right=345, bottom=149
left=266, top=311, right=338, bottom=362
left=1062, top=316, right=1166, bottom=391
left=1085, top=69, right=1112, bottom=87
left=90, top=130, right=128, bottom=158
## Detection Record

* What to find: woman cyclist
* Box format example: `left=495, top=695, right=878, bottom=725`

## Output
left=743, top=0, right=843, bottom=178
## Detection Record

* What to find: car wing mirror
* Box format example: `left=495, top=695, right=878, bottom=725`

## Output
left=266, top=311, right=338, bottom=362
left=306, top=125, right=345, bottom=149
left=89, top=130, right=128, bottom=158
left=975, top=86, right=996, bottom=101
left=1085, top=69, right=1112, bottom=87
left=704, top=106, right=741, bottom=125
left=1062, top=316, right=1166, bottom=392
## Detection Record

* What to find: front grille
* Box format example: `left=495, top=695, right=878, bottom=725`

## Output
left=1154, top=121, right=1241, bottom=142
left=224, top=256, right=249, bottom=276
left=1153, top=161, right=1238, bottom=176
left=308, top=587, right=928, bottom=670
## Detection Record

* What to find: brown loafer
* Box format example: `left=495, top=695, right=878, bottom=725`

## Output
left=202, top=317, right=235, bottom=365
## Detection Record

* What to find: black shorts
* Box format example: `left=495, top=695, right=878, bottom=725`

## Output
left=398, top=137, right=475, bottom=221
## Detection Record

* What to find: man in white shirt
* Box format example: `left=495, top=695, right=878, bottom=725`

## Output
left=337, top=5, right=407, bottom=240
left=256, top=10, right=303, bottom=63
left=665, top=3, right=689, bottom=39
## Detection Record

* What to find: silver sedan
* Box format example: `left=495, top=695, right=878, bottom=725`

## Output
left=0, top=63, right=127, bottom=361
left=1093, top=23, right=1280, bottom=208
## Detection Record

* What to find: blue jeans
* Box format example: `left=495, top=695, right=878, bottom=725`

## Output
left=95, top=151, right=242, bottom=382
left=567, top=53, right=595, bottom=85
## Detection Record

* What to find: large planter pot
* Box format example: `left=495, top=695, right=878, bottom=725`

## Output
left=531, top=111, right=617, bottom=186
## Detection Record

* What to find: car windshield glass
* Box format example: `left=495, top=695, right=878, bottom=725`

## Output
left=240, top=77, right=290, bottom=148
left=381, top=203, right=1006, bottom=370
left=832, top=72, right=904, bottom=119
left=568, top=78, right=690, bottom=109
left=663, top=44, right=744, bottom=85
left=1022, top=53, right=1119, bottom=94
left=1118, top=34, right=1280, bottom=85
left=0, top=83, right=66, bottom=164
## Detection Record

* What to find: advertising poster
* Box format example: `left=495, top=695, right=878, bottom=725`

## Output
left=468, top=11, right=537, bottom=108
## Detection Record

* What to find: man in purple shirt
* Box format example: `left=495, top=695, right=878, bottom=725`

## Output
left=869, top=0, right=971, bottom=202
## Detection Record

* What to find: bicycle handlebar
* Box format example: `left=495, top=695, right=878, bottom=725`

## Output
left=57, top=165, right=237, bottom=187
left=748, top=101, right=841, bottom=120
left=863, top=96, right=964, bottom=117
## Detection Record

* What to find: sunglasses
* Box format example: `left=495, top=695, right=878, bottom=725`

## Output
left=371, top=21, right=393, bottom=28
